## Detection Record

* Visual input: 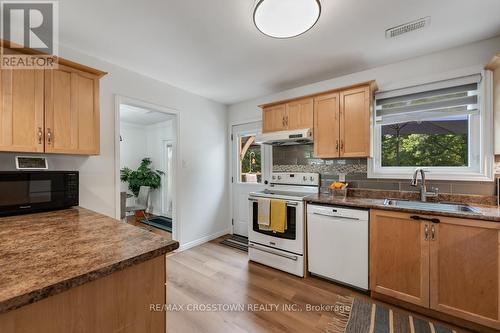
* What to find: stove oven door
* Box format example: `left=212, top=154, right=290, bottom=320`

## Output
left=248, top=197, right=304, bottom=255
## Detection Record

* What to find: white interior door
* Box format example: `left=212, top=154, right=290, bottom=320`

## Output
left=161, top=140, right=175, bottom=218
left=232, top=122, right=271, bottom=237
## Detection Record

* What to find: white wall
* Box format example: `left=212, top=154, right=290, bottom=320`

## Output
left=49, top=44, right=230, bottom=247
left=228, top=36, right=500, bottom=124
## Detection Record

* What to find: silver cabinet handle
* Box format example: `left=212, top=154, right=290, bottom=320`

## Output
left=431, top=224, right=436, bottom=241
left=249, top=243, right=298, bottom=261
left=312, top=212, right=360, bottom=220
left=47, top=128, right=52, bottom=145
left=37, top=127, right=43, bottom=144
left=424, top=224, right=429, bottom=241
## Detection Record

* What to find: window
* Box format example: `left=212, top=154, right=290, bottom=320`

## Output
left=239, top=135, right=262, bottom=183
left=370, top=73, right=494, bottom=181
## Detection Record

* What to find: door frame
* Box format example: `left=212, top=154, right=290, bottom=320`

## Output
left=114, top=95, right=181, bottom=241
left=229, top=119, right=272, bottom=236
left=161, top=139, right=176, bottom=217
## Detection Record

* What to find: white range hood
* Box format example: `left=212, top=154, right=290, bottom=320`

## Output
left=255, top=128, right=313, bottom=146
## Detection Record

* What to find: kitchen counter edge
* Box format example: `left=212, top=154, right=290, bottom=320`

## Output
left=304, top=194, right=500, bottom=222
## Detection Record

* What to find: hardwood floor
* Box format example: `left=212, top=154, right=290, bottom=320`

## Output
left=126, top=215, right=172, bottom=241
left=165, top=238, right=472, bottom=333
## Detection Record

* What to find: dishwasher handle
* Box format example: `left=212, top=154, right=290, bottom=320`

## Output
left=312, top=212, right=360, bottom=221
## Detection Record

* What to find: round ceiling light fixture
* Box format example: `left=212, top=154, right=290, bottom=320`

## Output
left=253, top=0, right=321, bottom=39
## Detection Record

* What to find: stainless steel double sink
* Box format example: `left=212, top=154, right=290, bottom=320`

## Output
left=383, top=199, right=481, bottom=214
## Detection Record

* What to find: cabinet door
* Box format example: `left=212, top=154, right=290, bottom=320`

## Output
left=313, top=93, right=340, bottom=158
left=340, top=86, right=370, bottom=157
left=0, top=69, right=44, bottom=152
left=287, top=98, right=313, bottom=130
left=45, top=65, right=100, bottom=155
left=430, top=218, right=500, bottom=329
left=262, top=104, right=287, bottom=133
left=370, top=210, right=430, bottom=307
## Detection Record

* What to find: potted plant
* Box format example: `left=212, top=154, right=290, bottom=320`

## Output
left=120, top=158, right=164, bottom=216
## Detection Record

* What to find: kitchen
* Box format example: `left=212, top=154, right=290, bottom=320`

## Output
left=0, top=1, right=499, bottom=333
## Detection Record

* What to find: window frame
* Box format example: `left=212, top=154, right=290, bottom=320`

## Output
left=232, top=122, right=272, bottom=185
left=368, top=70, right=494, bottom=181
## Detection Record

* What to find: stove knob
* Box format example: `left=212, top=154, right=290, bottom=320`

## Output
left=272, top=176, right=276, bottom=180
left=277, top=176, right=282, bottom=180
left=310, top=176, right=314, bottom=181
left=303, top=176, right=307, bottom=181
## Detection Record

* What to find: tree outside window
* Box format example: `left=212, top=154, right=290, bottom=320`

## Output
left=240, top=135, right=262, bottom=183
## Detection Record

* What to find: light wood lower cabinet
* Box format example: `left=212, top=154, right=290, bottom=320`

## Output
left=45, top=65, right=100, bottom=155
left=430, top=218, right=500, bottom=329
left=370, top=210, right=430, bottom=307
left=0, top=255, right=166, bottom=333
left=0, top=68, right=44, bottom=153
left=370, top=209, right=500, bottom=330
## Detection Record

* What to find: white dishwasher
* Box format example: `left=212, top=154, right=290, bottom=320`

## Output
left=307, top=204, right=369, bottom=290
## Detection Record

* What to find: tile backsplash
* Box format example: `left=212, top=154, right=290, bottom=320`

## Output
left=273, top=144, right=496, bottom=196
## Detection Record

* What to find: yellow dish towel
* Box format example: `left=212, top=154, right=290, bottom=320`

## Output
left=270, top=199, right=287, bottom=233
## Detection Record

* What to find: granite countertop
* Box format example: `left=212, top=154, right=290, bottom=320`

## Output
left=305, top=194, right=500, bottom=222
left=0, top=207, right=179, bottom=314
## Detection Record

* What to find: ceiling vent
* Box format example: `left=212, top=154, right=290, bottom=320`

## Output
left=385, top=17, right=430, bottom=39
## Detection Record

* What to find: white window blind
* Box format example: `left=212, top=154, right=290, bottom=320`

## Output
left=375, top=74, right=481, bottom=125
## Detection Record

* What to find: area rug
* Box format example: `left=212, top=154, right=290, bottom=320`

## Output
left=328, top=296, right=457, bottom=333
left=140, top=216, right=172, bottom=232
left=220, top=235, right=248, bottom=252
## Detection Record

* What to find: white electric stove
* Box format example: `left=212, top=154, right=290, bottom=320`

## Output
left=248, top=172, right=319, bottom=277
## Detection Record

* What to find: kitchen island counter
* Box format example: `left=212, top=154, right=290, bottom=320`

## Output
left=0, top=207, right=178, bottom=332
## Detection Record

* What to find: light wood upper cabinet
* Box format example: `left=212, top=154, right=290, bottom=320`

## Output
left=430, top=218, right=500, bottom=329
left=340, top=86, right=370, bottom=157
left=370, top=210, right=430, bottom=307
left=262, top=104, right=287, bottom=133
left=0, top=46, right=105, bottom=155
left=262, top=99, right=313, bottom=133
left=45, top=65, right=100, bottom=155
left=314, top=93, right=340, bottom=158
left=371, top=209, right=500, bottom=330
left=0, top=69, right=44, bottom=153
left=260, top=82, right=375, bottom=159
left=287, top=98, right=313, bottom=130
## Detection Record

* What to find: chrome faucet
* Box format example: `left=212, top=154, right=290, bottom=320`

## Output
left=411, top=168, right=438, bottom=202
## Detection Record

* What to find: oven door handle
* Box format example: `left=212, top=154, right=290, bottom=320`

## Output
left=312, top=212, right=360, bottom=220
left=248, top=198, right=298, bottom=206
left=249, top=243, right=298, bottom=261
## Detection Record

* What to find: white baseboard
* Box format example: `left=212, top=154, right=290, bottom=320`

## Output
left=177, top=228, right=231, bottom=252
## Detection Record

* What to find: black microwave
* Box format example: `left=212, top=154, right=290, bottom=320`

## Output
left=0, top=171, right=79, bottom=217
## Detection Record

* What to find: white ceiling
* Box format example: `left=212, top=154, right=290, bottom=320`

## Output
left=59, top=0, right=500, bottom=105
left=120, top=104, right=173, bottom=126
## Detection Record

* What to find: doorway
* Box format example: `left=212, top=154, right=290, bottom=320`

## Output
left=115, top=97, right=179, bottom=241
left=231, top=121, right=271, bottom=237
